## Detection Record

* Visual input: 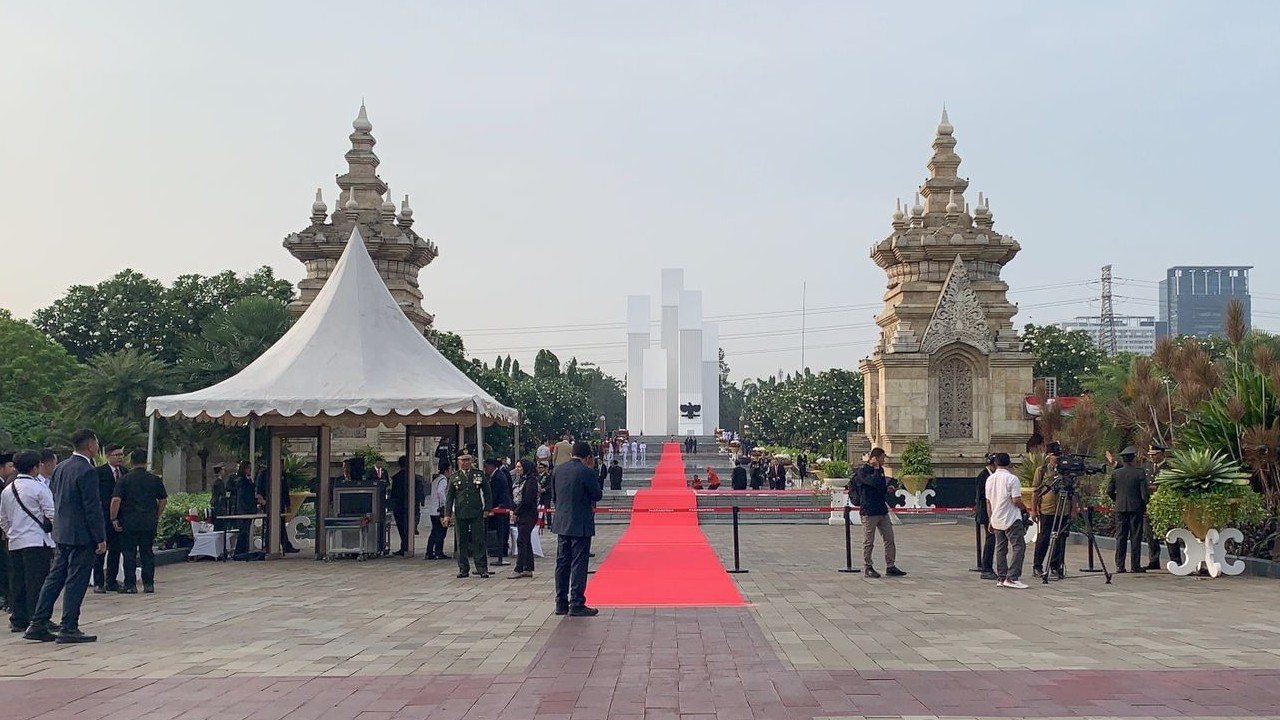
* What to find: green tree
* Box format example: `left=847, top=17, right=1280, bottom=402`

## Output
left=742, top=369, right=864, bottom=449
left=179, top=296, right=293, bottom=388
left=60, top=349, right=181, bottom=434
left=511, top=377, right=596, bottom=444
left=1021, top=323, right=1107, bottom=396
left=33, top=266, right=295, bottom=364
left=0, top=309, right=82, bottom=448
left=718, top=349, right=744, bottom=431
left=533, top=349, right=562, bottom=379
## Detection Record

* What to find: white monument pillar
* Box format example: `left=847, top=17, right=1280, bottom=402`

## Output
left=626, top=295, right=650, bottom=431
left=660, top=269, right=683, bottom=435
left=701, top=322, right=720, bottom=435
left=642, top=348, right=669, bottom=436
left=678, top=290, right=704, bottom=437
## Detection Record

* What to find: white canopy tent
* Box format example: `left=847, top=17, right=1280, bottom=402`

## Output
left=146, top=227, right=519, bottom=556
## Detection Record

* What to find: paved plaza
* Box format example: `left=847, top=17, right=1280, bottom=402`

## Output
left=3, top=522, right=1280, bottom=719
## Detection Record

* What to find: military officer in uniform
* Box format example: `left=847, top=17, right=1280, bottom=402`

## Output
left=442, top=453, right=492, bottom=578
left=1143, top=444, right=1177, bottom=567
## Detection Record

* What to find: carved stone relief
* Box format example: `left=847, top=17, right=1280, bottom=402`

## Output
left=920, top=255, right=994, bottom=354
left=938, top=357, right=974, bottom=439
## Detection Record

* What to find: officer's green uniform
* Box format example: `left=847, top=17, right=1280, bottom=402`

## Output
left=444, top=461, right=492, bottom=576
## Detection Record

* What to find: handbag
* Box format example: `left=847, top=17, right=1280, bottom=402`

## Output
left=11, top=479, right=54, bottom=534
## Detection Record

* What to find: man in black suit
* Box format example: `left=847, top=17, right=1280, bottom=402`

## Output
left=25, top=428, right=106, bottom=643
left=484, top=458, right=514, bottom=566
left=388, top=456, right=419, bottom=557
left=731, top=459, right=749, bottom=490
left=975, top=454, right=998, bottom=580
left=110, top=449, right=167, bottom=593
left=92, top=444, right=126, bottom=593
left=550, top=442, right=603, bottom=617
left=1108, top=446, right=1150, bottom=573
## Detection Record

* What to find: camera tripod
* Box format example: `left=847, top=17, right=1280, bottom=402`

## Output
left=1040, top=479, right=1113, bottom=585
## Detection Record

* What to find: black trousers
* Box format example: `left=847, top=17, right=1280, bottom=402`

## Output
left=235, top=519, right=253, bottom=555
left=120, top=530, right=155, bottom=588
left=391, top=504, right=409, bottom=553
left=33, top=543, right=95, bottom=633
left=426, top=515, right=448, bottom=558
left=1033, top=515, right=1070, bottom=571
left=488, top=513, right=510, bottom=559
left=1115, top=510, right=1145, bottom=570
left=980, top=524, right=996, bottom=572
left=554, top=534, right=592, bottom=609
left=514, top=521, right=536, bottom=573
left=92, top=526, right=121, bottom=588
left=7, top=545, right=53, bottom=628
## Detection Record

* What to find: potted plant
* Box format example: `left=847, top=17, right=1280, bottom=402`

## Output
left=898, top=439, right=934, bottom=494
left=283, top=453, right=314, bottom=522
left=1148, top=448, right=1267, bottom=539
left=1015, top=452, right=1046, bottom=506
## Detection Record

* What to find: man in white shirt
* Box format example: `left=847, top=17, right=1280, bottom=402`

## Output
left=635, top=440, right=645, bottom=466
left=535, top=441, right=553, bottom=469
left=36, top=449, right=57, bottom=487
left=984, top=452, right=1029, bottom=589
left=0, top=451, right=57, bottom=632
left=424, top=460, right=451, bottom=560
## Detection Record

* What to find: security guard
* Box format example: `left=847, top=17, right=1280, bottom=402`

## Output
left=442, top=453, right=492, bottom=578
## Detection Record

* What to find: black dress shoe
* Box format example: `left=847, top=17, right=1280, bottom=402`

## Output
left=492, top=560, right=509, bottom=566
left=284, top=547, right=301, bottom=554
left=1144, top=561, right=1161, bottom=570
left=10, top=624, right=26, bottom=633
left=119, top=586, right=137, bottom=594
left=567, top=606, right=599, bottom=617
left=393, top=550, right=407, bottom=557
left=478, top=572, right=491, bottom=578
left=1115, top=568, right=1127, bottom=573
left=456, top=572, right=469, bottom=578
left=23, top=626, right=56, bottom=642
left=93, top=586, right=107, bottom=594
left=55, top=629, right=97, bottom=644
left=437, top=554, right=452, bottom=560
left=554, top=606, right=569, bottom=616
left=104, top=585, right=120, bottom=593
left=886, top=566, right=907, bottom=577
left=143, top=585, right=155, bottom=594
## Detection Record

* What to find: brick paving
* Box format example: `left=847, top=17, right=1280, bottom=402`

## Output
left=3, top=521, right=1280, bottom=718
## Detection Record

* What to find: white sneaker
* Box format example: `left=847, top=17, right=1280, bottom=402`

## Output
left=995, top=578, right=1007, bottom=587
left=1003, top=579, right=1029, bottom=589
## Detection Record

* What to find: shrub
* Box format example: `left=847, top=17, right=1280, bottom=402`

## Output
left=822, top=459, right=851, bottom=479
left=900, top=439, right=934, bottom=477
left=156, top=491, right=211, bottom=549
left=1155, top=448, right=1252, bottom=495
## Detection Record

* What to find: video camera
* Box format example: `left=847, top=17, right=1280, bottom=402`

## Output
left=1057, top=453, right=1107, bottom=478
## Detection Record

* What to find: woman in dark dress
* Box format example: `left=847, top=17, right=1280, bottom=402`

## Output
left=510, top=459, right=541, bottom=579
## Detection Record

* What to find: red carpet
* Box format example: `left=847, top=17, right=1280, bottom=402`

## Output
left=588, top=443, right=747, bottom=607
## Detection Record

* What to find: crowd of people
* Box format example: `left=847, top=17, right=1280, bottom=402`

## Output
left=0, top=428, right=167, bottom=644
left=974, top=441, right=1174, bottom=588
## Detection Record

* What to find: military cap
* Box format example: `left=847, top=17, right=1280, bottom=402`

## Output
left=1147, top=444, right=1167, bottom=453
left=1120, top=446, right=1138, bottom=457
left=456, top=452, right=473, bottom=461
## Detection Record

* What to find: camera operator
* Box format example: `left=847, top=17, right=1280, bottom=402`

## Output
left=975, top=454, right=997, bottom=580
left=1031, top=446, right=1072, bottom=580
left=1107, top=446, right=1149, bottom=573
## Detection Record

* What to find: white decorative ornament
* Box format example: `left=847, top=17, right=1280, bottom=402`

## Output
left=1165, top=527, right=1245, bottom=577
left=288, top=514, right=315, bottom=549
left=919, top=255, right=994, bottom=354
left=895, top=487, right=935, bottom=509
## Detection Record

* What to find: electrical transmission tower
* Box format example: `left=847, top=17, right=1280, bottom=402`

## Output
left=1100, top=264, right=1118, bottom=355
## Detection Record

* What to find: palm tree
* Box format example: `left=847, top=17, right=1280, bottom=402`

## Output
left=179, top=296, right=292, bottom=389
left=60, top=349, right=181, bottom=427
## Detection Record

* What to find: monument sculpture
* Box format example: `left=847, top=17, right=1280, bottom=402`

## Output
left=626, top=270, right=719, bottom=437
left=284, top=104, right=439, bottom=333
left=859, top=111, right=1035, bottom=481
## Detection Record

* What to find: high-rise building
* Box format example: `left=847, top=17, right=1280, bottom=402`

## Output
left=1059, top=315, right=1157, bottom=355
left=1158, top=266, right=1252, bottom=339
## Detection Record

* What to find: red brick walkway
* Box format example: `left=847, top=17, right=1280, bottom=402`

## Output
left=6, top=608, right=1280, bottom=719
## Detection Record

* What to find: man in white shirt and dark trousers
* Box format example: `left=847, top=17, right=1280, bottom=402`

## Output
left=1, top=451, right=57, bottom=633
left=985, top=452, right=1029, bottom=589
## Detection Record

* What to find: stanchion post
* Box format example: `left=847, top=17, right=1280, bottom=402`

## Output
left=969, top=516, right=984, bottom=572
left=1079, top=505, right=1103, bottom=573
left=838, top=505, right=860, bottom=573
left=727, top=505, right=748, bottom=574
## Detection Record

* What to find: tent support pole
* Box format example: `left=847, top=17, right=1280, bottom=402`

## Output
left=146, top=415, right=156, bottom=472
left=269, top=431, right=282, bottom=557
left=475, top=405, right=484, bottom=467
left=248, top=416, right=257, bottom=480
left=513, top=413, right=520, bottom=464
left=405, top=427, right=416, bottom=558
left=317, top=426, right=331, bottom=557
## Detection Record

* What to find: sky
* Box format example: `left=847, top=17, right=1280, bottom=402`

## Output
left=1, top=1, right=1277, bottom=382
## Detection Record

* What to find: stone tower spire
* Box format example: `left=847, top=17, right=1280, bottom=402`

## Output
left=860, top=111, right=1035, bottom=481
left=284, top=104, right=439, bottom=332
